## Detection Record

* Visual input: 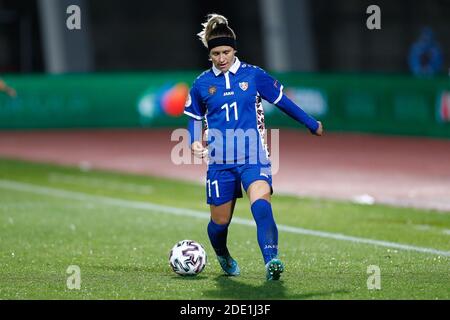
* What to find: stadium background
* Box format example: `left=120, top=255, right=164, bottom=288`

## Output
left=0, top=0, right=449, bottom=300
left=1, top=0, right=449, bottom=209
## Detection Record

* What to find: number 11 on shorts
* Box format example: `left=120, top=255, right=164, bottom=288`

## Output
left=207, top=179, right=220, bottom=198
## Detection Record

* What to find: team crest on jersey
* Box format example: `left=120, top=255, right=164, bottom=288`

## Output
left=208, top=86, right=217, bottom=95
left=239, top=82, right=249, bottom=91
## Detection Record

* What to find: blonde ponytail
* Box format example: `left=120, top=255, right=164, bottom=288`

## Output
left=197, top=14, right=236, bottom=48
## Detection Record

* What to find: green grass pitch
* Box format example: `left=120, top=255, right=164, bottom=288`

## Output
left=0, top=158, right=449, bottom=299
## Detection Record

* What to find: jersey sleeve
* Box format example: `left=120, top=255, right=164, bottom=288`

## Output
left=254, top=67, right=284, bottom=104
left=184, top=84, right=206, bottom=120
left=255, top=66, right=319, bottom=132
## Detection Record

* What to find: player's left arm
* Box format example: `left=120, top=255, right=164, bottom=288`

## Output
left=276, top=94, right=323, bottom=136
left=255, top=68, right=322, bottom=136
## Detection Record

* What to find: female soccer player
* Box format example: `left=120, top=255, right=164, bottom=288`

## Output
left=185, top=14, right=323, bottom=280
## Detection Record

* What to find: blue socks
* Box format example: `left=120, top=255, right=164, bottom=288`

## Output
left=208, top=199, right=278, bottom=265
left=207, top=219, right=230, bottom=257
left=251, top=199, right=278, bottom=264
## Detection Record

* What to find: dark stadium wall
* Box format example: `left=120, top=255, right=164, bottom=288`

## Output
left=1, top=0, right=449, bottom=74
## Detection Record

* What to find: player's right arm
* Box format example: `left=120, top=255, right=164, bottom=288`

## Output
left=184, top=83, right=208, bottom=158
left=188, top=117, right=208, bottom=158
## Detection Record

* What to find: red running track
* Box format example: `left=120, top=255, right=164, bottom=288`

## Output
left=1, top=128, right=449, bottom=212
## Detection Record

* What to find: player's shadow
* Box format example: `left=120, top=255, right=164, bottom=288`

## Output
left=204, top=275, right=349, bottom=300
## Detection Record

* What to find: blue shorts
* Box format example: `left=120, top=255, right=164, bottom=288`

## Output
left=206, top=164, right=273, bottom=206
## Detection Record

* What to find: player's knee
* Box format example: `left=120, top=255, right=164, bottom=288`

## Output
left=211, top=215, right=231, bottom=225
left=248, top=181, right=271, bottom=204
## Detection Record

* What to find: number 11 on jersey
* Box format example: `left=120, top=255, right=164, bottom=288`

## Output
left=221, top=102, right=238, bottom=122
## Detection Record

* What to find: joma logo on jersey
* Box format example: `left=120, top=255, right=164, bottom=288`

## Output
left=223, top=91, right=235, bottom=96
left=239, top=82, right=249, bottom=91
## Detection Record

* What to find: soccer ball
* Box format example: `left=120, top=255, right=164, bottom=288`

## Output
left=169, top=240, right=207, bottom=276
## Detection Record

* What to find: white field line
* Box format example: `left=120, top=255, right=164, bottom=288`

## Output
left=1, top=179, right=449, bottom=257
left=48, top=173, right=154, bottom=195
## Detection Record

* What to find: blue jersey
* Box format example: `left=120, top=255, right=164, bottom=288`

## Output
left=184, top=57, right=316, bottom=170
